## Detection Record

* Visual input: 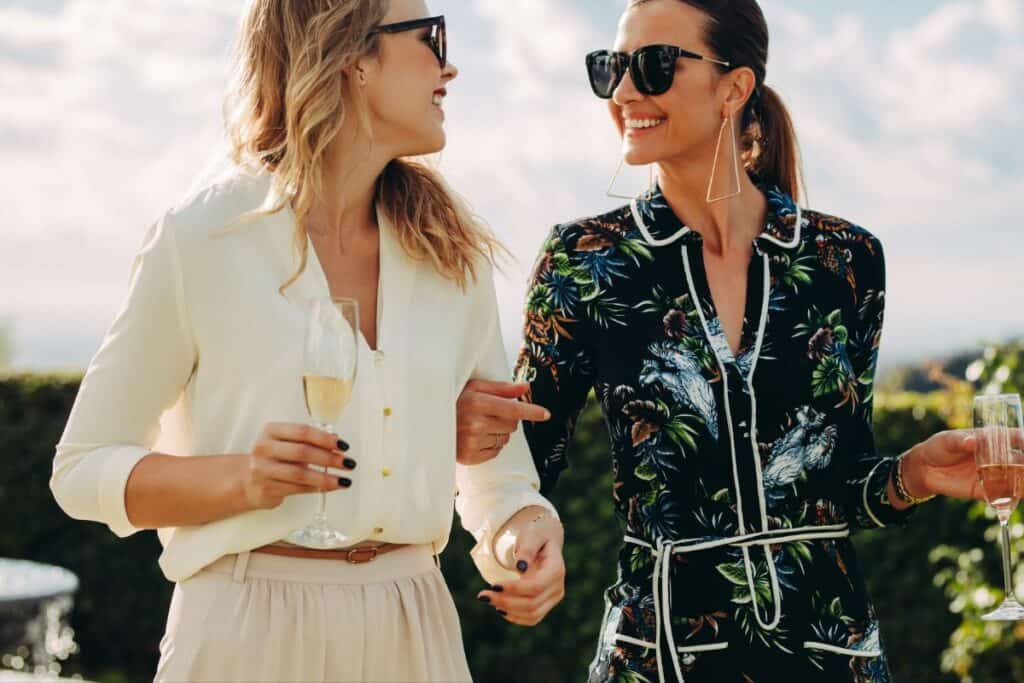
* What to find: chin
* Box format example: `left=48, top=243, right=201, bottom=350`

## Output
left=404, top=128, right=446, bottom=157
left=622, top=143, right=660, bottom=167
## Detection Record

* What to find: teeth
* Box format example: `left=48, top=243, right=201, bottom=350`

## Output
left=432, top=93, right=444, bottom=106
left=625, top=118, right=665, bottom=129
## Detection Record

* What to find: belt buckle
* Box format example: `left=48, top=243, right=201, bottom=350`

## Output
left=346, top=546, right=379, bottom=564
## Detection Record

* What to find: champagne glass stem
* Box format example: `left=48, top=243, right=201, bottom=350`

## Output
left=315, top=421, right=331, bottom=523
left=1000, top=520, right=1016, bottom=601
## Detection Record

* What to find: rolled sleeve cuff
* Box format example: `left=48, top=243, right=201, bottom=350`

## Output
left=859, top=457, right=916, bottom=529
left=464, top=485, right=559, bottom=585
left=97, top=445, right=151, bottom=538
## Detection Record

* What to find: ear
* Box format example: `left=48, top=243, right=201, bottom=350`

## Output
left=346, top=55, right=378, bottom=87
left=721, top=66, right=757, bottom=118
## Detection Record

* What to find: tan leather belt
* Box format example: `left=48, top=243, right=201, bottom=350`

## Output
left=253, top=542, right=409, bottom=564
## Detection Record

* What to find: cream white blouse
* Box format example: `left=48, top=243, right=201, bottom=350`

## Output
left=50, top=166, right=556, bottom=583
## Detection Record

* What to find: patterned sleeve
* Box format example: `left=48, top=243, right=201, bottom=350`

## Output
left=515, top=224, right=597, bottom=495
left=842, top=235, right=915, bottom=529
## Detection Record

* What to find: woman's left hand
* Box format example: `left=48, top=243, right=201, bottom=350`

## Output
left=900, top=429, right=981, bottom=502
left=476, top=507, right=565, bottom=626
left=455, top=380, right=550, bottom=466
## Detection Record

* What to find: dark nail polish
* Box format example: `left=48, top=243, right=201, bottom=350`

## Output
left=337, top=439, right=350, bottom=451
left=516, top=560, right=529, bottom=573
left=490, top=585, right=504, bottom=593
left=478, top=595, right=491, bottom=604
left=338, top=477, right=352, bottom=488
left=343, top=458, right=357, bottom=469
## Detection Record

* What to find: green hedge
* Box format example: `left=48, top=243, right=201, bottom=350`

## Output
left=0, top=375, right=171, bottom=683
left=0, top=373, right=1012, bottom=682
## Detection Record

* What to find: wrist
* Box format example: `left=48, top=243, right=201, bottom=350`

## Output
left=224, top=456, right=256, bottom=515
left=900, top=447, right=932, bottom=500
left=890, top=447, right=935, bottom=508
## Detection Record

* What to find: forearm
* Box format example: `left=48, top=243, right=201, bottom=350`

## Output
left=125, top=453, right=249, bottom=529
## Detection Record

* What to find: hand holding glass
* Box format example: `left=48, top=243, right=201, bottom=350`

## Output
left=286, top=297, right=359, bottom=549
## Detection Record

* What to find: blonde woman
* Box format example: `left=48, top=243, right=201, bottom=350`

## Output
left=49, top=0, right=565, bottom=680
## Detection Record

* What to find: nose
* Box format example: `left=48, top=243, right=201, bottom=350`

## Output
left=612, top=67, right=641, bottom=107
left=443, top=59, right=458, bottom=83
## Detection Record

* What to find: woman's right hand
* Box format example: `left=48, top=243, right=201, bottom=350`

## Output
left=239, top=422, right=356, bottom=511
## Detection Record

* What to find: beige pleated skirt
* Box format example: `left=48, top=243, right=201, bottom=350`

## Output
left=154, top=544, right=473, bottom=682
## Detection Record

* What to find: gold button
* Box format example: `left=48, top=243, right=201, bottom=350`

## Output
left=373, top=526, right=384, bottom=535
left=383, top=407, right=393, bottom=417
left=382, top=467, right=392, bottom=477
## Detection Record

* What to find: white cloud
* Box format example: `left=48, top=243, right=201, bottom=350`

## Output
left=981, top=0, right=1023, bottom=34
left=0, top=0, right=1020, bottom=370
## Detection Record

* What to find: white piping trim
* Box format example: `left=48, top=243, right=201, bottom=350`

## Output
left=631, top=197, right=692, bottom=247
left=611, top=635, right=731, bottom=655
left=624, top=534, right=654, bottom=549
left=626, top=525, right=851, bottom=555
left=761, top=544, right=783, bottom=629
left=677, top=642, right=730, bottom=653
left=745, top=252, right=780, bottom=629
left=804, top=642, right=882, bottom=658
left=684, top=244, right=769, bottom=632
left=862, top=459, right=889, bottom=528
left=757, top=204, right=803, bottom=249
left=661, top=543, right=685, bottom=682
left=682, top=246, right=744, bottom=533
left=652, top=543, right=666, bottom=682
left=613, top=634, right=657, bottom=650
left=746, top=253, right=772, bottom=530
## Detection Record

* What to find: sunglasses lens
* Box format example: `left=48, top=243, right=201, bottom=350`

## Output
left=634, top=46, right=675, bottom=95
left=587, top=52, right=621, bottom=99
left=436, top=23, right=446, bottom=65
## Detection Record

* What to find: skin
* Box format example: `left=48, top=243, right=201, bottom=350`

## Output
left=458, top=0, right=988, bottom=549
left=125, top=2, right=566, bottom=624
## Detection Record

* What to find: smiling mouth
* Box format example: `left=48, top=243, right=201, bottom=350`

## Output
left=432, top=89, right=446, bottom=107
left=624, top=117, right=666, bottom=130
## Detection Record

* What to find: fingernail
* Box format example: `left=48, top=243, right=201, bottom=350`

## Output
left=490, top=585, right=504, bottom=593
left=478, top=595, right=491, bottom=604
left=338, top=477, right=352, bottom=488
left=516, top=560, right=529, bottom=573
left=543, top=410, right=551, bottom=420
left=337, top=439, right=350, bottom=451
left=343, top=458, right=357, bottom=469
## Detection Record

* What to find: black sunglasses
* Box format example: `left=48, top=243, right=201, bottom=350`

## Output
left=369, top=15, right=447, bottom=68
left=585, top=44, right=730, bottom=98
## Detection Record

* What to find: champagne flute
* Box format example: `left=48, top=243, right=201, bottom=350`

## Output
left=287, top=297, right=359, bottom=549
left=973, top=393, right=1024, bottom=621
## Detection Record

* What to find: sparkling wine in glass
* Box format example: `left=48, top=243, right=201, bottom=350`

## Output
left=287, top=297, right=359, bottom=549
left=973, top=393, right=1024, bottom=621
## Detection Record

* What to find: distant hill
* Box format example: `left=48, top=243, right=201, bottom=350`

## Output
left=878, top=338, right=1022, bottom=393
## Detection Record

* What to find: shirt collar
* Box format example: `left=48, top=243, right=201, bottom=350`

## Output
left=630, top=182, right=803, bottom=253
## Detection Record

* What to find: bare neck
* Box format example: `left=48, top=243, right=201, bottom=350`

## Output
left=308, top=126, right=394, bottom=251
left=656, top=138, right=767, bottom=257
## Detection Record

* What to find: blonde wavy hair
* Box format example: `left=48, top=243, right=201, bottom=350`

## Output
left=225, top=0, right=505, bottom=293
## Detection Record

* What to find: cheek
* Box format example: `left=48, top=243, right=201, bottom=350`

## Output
left=608, top=103, right=623, bottom=136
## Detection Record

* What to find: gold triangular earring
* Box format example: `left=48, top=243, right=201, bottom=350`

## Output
left=706, top=114, right=742, bottom=203
left=607, top=158, right=657, bottom=200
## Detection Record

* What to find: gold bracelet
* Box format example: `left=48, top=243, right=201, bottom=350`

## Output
left=893, top=455, right=935, bottom=506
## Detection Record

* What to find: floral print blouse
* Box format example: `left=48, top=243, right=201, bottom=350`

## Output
left=515, top=183, right=912, bottom=683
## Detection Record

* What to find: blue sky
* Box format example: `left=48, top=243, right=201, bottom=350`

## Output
left=1, top=0, right=1021, bottom=373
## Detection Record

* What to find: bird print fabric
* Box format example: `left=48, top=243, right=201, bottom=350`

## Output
left=516, top=181, right=912, bottom=683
